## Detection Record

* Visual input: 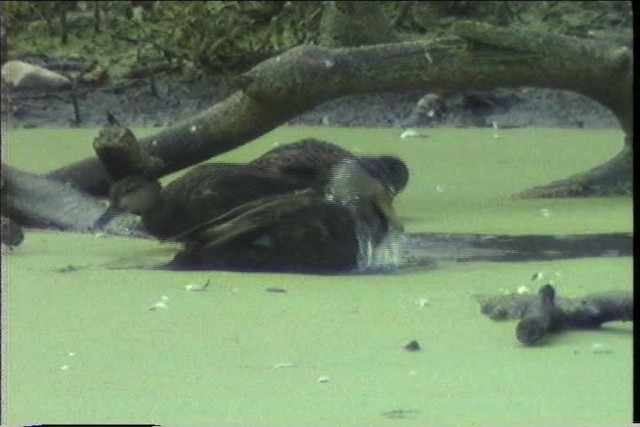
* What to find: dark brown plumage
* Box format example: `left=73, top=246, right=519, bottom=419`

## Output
left=95, top=138, right=409, bottom=272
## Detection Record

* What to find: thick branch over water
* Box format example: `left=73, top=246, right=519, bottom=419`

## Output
left=44, top=22, right=631, bottom=197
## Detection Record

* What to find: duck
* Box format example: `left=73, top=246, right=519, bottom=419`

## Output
left=94, top=138, right=409, bottom=242
left=95, top=163, right=310, bottom=239
left=251, top=138, right=409, bottom=196
left=167, top=158, right=404, bottom=273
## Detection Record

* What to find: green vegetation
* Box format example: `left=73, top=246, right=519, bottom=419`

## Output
left=5, top=126, right=632, bottom=424
left=4, top=1, right=632, bottom=79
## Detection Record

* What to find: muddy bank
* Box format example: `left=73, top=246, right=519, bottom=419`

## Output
left=5, top=72, right=618, bottom=130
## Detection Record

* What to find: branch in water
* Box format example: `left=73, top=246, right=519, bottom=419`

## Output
left=475, top=284, right=633, bottom=345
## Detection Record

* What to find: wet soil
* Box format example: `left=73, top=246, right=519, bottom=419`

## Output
left=5, top=72, right=618, bottom=130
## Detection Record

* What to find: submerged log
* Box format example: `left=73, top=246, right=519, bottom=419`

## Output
left=2, top=163, right=144, bottom=236
left=475, top=284, right=633, bottom=346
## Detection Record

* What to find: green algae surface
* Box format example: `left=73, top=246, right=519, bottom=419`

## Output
left=3, top=127, right=633, bottom=425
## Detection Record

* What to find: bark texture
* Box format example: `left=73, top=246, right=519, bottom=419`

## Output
left=43, top=21, right=631, bottom=198
left=476, top=285, right=633, bottom=346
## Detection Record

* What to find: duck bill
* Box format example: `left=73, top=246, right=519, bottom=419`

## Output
left=374, top=195, right=404, bottom=232
left=92, top=205, right=122, bottom=230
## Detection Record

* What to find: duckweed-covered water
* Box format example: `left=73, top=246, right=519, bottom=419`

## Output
left=3, top=127, right=633, bottom=425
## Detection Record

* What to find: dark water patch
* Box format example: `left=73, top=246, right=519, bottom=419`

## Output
left=401, top=232, right=632, bottom=264
left=99, top=232, right=632, bottom=275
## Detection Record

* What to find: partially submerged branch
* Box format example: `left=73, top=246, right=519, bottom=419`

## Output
left=2, top=163, right=144, bottom=236
left=475, top=284, right=633, bottom=346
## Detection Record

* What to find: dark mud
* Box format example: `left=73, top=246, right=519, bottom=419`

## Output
left=5, top=72, right=618, bottom=130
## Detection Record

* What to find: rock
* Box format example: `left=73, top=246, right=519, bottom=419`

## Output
left=1, top=60, right=72, bottom=90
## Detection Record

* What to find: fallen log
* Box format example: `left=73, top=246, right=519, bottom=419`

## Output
left=2, top=163, right=144, bottom=236
left=475, top=284, right=633, bottom=346
left=42, top=22, right=631, bottom=198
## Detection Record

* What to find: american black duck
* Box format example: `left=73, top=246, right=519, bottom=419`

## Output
left=251, top=138, right=409, bottom=196
left=168, top=158, right=404, bottom=273
left=95, top=138, right=409, bottom=241
left=97, top=164, right=309, bottom=239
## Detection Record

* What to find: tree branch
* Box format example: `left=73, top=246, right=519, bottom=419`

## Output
left=475, top=284, right=633, bottom=346
left=39, top=21, right=631, bottom=197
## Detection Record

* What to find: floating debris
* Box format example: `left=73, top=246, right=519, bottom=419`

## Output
left=435, top=184, right=444, bottom=193
left=273, top=362, right=297, bottom=369
left=60, top=365, right=70, bottom=371
left=417, top=298, right=430, bottom=307
left=266, top=287, right=287, bottom=293
left=492, top=121, right=501, bottom=139
left=189, top=125, right=198, bottom=133
left=590, top=343, right=612, bottom=355
left=516, top=285, right=532, bottom=295
left=185, top=279, right=210, bottom=292
left=531, top=272, right=544, bottom=281
left=540, top=209, right=551, bottom=218
left=68, top=351, right=75, bottom=357
left=403, top=340, right=422, bottom=352
left=149, top=301, right=168, bottom=311
left=56, top=265, right=79, bottom=273
left=382, top=409, right=420, bottom=419
left=400, top=129, right=427, bottom=139
left=317, top=376, right=330, bottom=383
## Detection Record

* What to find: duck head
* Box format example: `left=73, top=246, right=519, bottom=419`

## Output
left=358, top=156, right=409, bottom=196
left=92, top=176, right=162, bottom=229
left=326, top=159, right=404, bottom=233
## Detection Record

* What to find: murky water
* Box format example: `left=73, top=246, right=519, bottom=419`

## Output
left=3, top=127, right=633, bottom=425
